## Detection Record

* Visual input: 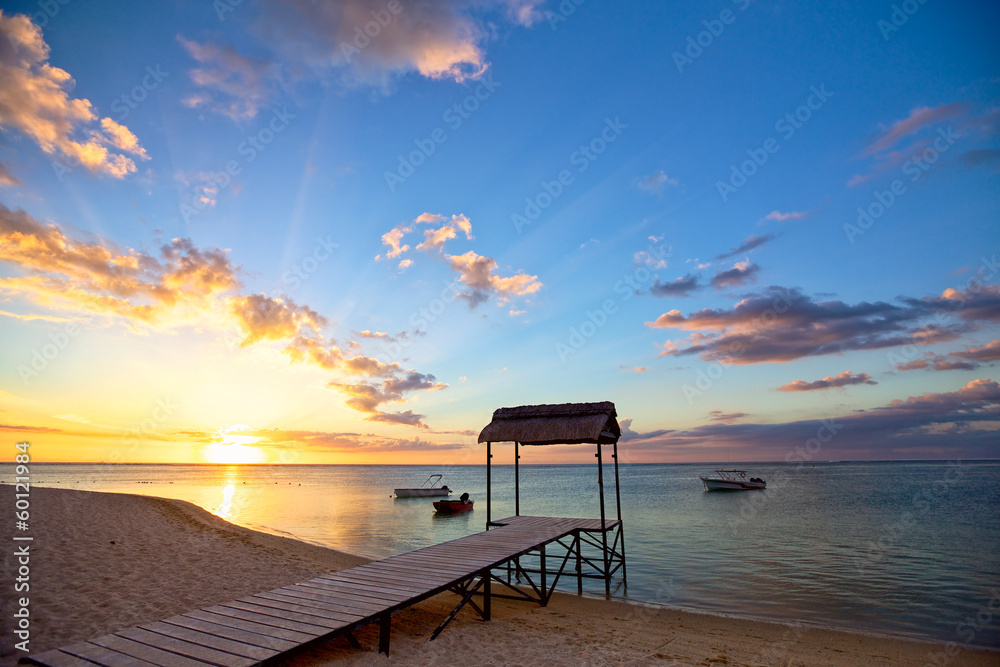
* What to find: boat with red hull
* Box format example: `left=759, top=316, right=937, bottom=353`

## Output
left=433, top=499, right=473, bottom=512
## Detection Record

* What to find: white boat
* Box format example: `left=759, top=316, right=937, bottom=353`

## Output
left=394, top=474, right=451, bottom=498
left=699, top=469, right=766, bottom=491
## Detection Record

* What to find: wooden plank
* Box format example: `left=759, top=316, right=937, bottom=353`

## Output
left=201, top=604, right=330, bottom=637
left=296, top=578, right=408, bottom=604
left=186, top=609, right=317, bottom=643
left=278, top=584, right=388, bottom=613
left=161, top=615, right=298, bottom=653
left=19, top=649, right=103, bottom=667
left=376, top=555, right=488, bottom=574
left=252, top=593, right=372, bottom=624
left=332, top=569, right=443, bottom=591
left=258, top=590, right=384, bottom=618
left=317, top=573, right=420, bottom=595
left=354, top=561, right=467, bottom=581
left=139, top=620, right=278, bottom=662
left=60, top=640, right=161, bottom=666
left=117, top=627, right=255, bottom=667
left=222, top=600, right=346, bottom=630
left=311, top=576, right=414, bottom=600
left=89, top=634, right=208, bottom=667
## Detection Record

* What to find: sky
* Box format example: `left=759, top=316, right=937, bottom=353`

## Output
left=0, top=0, right=998, bottom=465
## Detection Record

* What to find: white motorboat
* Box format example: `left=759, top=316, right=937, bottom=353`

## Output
left=394, top=474, right=451, bottom=498
left=699, top=469, right=766, bottom=491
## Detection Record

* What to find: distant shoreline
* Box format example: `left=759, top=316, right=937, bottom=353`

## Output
left=2, top=485, right=997, bottom=666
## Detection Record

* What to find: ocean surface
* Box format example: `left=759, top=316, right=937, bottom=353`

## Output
left=5, top=461, right=999, bottom=649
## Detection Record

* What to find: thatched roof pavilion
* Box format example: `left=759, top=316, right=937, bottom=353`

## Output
left=478, top=401, right=626, bottom=595
left=477, top=401, right=621, bottom=446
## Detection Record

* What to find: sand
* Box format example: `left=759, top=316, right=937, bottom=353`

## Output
left=1, top=485, right=996, bottom=667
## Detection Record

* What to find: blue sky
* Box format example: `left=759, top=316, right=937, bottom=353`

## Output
left=1, top=0, right=998, bottom=463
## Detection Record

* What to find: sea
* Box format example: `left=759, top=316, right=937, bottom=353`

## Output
left=5, top=460, right=999, bottom=650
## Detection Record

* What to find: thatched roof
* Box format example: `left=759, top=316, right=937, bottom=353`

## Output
left=478, top=401, right=620, bottom=446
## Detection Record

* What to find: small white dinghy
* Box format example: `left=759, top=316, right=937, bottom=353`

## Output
left=394, top=474, right=451, bottom=498
left=699, top=469, right=766, bottom=491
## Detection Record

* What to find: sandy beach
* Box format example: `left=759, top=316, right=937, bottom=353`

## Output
left=2, top=485, right=995, bottom=667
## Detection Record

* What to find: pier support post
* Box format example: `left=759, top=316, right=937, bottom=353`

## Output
left=378, top=614, right=390, bottom=655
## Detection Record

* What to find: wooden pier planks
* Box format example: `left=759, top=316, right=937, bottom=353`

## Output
left=22, top=517, right=614, bottom=667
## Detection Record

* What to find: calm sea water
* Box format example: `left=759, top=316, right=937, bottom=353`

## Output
left=5, top=461, right=999, bottom=648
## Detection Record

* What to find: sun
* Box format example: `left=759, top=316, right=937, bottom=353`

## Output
left=202, top=425, right=267, bottom=464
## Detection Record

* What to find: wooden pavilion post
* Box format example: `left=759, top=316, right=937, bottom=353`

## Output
left=596, top=442, right=610, bottom=596
left=515, top=441, right=520, bottom=516
left=613, top=440, right=627, bottom=586
left=486, top=441, right=492, bottom=527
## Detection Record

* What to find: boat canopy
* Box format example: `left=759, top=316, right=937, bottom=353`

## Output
left=477, top=401, right=621, bottom=446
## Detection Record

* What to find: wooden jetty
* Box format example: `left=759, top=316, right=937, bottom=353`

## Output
left=23, top=402, right=627, bottom=665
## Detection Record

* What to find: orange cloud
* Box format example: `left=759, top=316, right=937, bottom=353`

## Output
left=0, top=13, right=148, bottom=177
left=0, top=206, right=448, bottom=426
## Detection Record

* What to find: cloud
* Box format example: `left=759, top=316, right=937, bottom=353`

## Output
left=378, top=213, right=541, bottom=309
left=623, top=379, right=1000, bottom=460
left=646, top=285, right=992, bottom=366
left=259, top=0, right=502, bottom=86
left=715, top=234, right=778, bottom=260
left=502, top=0, right=546, bottom=26
left=708, top=411, right=749, bottom=423
left=618, top=417, right=672, bottom=441
left=179, top=37, right=284, bottom=121
left=778, top=371, right=877, bottom=392
left=764, top=210, right=808, bottom=223
left=893, top=340, right=1000, bottom=372
left=650, top=274, right=700, bottom=297
left=221, top=426, right=467, bottom=453
left=0, top=163, right=19, bottom=187
left=0, top=206, right=447, bottom=426
left=953, top=339, right=1000, bottom=362
left=961, top=148, right=1000, bottom=169
left=0, top=13, right=148, bottom=177
left=710, top=261, right=759, bottom=290
left=636, top=169, right=678, bottom=196
left=328, top=371, right=446, bottom=428
left=447, top=250, right=542, bottom=307
left=620, top=366, right=647, bottom=373
left=634, top=248, right=669, bottom=270
left=863, top=103, right=966, bottom=157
